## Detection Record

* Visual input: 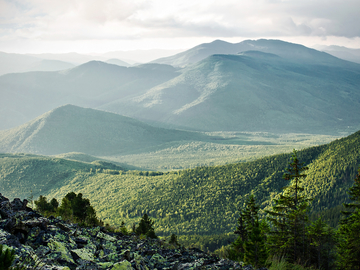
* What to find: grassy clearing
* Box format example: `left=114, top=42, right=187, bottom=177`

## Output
left=103, top=132, right=339, bottom=170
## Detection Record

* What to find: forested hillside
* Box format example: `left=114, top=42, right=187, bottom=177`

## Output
left=0, top=153, right=132, bottom=199
left=43, top=130, right=360, bottom=237
left=1, top=130, right=359, bottom=250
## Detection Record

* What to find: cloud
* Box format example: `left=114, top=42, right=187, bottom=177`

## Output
left=0, top=0, right=359, bottom=52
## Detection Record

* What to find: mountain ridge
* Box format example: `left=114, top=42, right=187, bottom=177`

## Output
left=0, top=104, right=208, bottom=156
left=1, top=39, right=360, bottom=134
left=105, top=52, right=360, bottom=134
left=0, top=61, right=179, bottom=130
left=151, top=39, right=354, bottom=67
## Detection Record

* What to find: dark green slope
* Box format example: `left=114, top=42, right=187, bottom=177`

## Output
left=0, top=130, right=359, bottom=237
left=0, top=152, right=127, bottom=200
left=0, top=104, right=208, bottom=156
left=107, top=52, right=360, bottom=134
left=0, top=61, right=178, bottom=130
left=115, top=130, right=360, bottom=235
left=35, top=130, right=360, bottom=237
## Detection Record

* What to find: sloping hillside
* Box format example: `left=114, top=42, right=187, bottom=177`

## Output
left=0, top=152, right=129, bottom=200
left=103, top=51, right=360, bottom=134
left=0, top=61, right=178, bottom=130
left=152, top=39, right=353, bottom=67
left=1, top=40, right=359, bottom=134
left=36, top=130, right=360, bottom=235
left=0, top=105, right=208, bottom=156
left=1, top=129, right=359, bottom=236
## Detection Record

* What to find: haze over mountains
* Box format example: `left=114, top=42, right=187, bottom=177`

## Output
left=1, top=39, right=359, bottom=135
left=151, top=39, right=353, bottom=67
left=0, top=48, right=185, bottom=76
left=314, top=44, right=360, bottom=64
left=1, top=38, right=360, bottom=256
left=109, top=50, right=360, bottom=133
left=0, top=62, right=179, bottom=130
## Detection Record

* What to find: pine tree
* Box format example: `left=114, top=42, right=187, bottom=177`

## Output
left=135, top=213, right=157, bottom=239
left=0, top=244, right=15, bottom=270
left=337, top=167, right=360, bottom=269
left=307, top=217, right=336, bottom=270
left=266, top=149, right=311, bottom=264
left=169, top=233, right=180, bottom=246
left=243, top=219, right=268, bottom=268
left=34, top=195, right=53, bottom=213
left=56, top=192, right=101, bottom=226
left=231, top=194, right=268, bottom=267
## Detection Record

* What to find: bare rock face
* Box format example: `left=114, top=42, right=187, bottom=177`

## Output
left=0, top=193, right=256, bottom=270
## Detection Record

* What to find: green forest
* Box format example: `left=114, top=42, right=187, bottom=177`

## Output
left=29, top=149, right=360, bottom=270
left=1, top=130, right=360, bottom=269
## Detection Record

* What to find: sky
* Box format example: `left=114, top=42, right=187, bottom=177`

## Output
left=1, top=0, right=360, bottom=54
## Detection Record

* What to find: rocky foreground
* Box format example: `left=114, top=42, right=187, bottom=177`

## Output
left=0, top=194, right=256, bottom=270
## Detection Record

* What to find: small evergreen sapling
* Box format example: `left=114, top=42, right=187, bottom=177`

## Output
left=169, top=233, right=180, bottom=247
left=135, top=214, right=158, bottom=239
left=0, top=244, right=15, bottom=270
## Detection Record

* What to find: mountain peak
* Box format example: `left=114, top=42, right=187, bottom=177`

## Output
left=0, top=105, right=205, bottom=156
left=152, top=38, right=349, bottom=67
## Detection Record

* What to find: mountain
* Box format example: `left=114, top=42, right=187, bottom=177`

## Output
left=313, top=45, right=360, bottom=64
left=151, top=39, right=349, bottom=67
left=0, top=51, right=40, bottom=75
left=102, top=51, right=360, bottom=134
left=1, top=39, right=360, bottom=134
left=0, top=52, right=76, bottom=76
left=0, top=104, right=208, bottom=156
left=105, top=58, right=131, bottom=66
left=101, top=48, right=185, bottom=64
left=0, top=152, right=131, bottom=200
left=0, top=61, right=179, bottom=130
left=24, top=59, right=75, bottom=71
left=27, top=52, right=108, bottom=65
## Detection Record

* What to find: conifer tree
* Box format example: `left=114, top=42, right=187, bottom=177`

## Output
left=135, top=213, right=157, bottom=239
left=231, top=194, right=268, bottom=267
left=337, top=167, right=360, bottom=269
left=57, top=192, right=101, bottom=226
left=169, top=233, right=180, bottom=246
left=0, top=244, right=15, bottom=270
left=34, top=195, right=54, bottom=213
left=266, top=149, right=311, bottom=264
left=243, top=219, right=268, bottom=268
left=307, top=217, right=336, bottom=270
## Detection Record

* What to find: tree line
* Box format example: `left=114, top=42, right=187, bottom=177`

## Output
left=226, top=150, right=360, bottom=269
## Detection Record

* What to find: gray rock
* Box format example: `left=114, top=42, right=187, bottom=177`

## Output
left=0, top=194, right=265, bottom=270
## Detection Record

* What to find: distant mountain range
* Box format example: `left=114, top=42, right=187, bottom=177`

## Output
left=0, top=62, right=178, bottom=130
left=313, top=45, right=360, bottom=64
left=0, top=105, right=208, bottom=156
left=108, top=49, right=360, bottom=133
left=0, top=52, right=75, bottom=76
left=1, top=39, right=360, bottom=134
left=151, top=39, right=351, bottom=67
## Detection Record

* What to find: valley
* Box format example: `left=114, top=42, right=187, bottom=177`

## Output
left=103, top=132, right=338, bottom=170
left=1, top=39, right=360, bottom=263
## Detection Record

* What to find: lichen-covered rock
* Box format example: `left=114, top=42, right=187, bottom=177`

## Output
left=48, top=240, right=75, bottom=264
left=111, top=260, right=133, bottom=270
left=0, top=194, right=261, bottom=270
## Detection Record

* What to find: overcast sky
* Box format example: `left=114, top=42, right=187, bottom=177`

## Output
left=1, top=0, right=360, bottom=54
